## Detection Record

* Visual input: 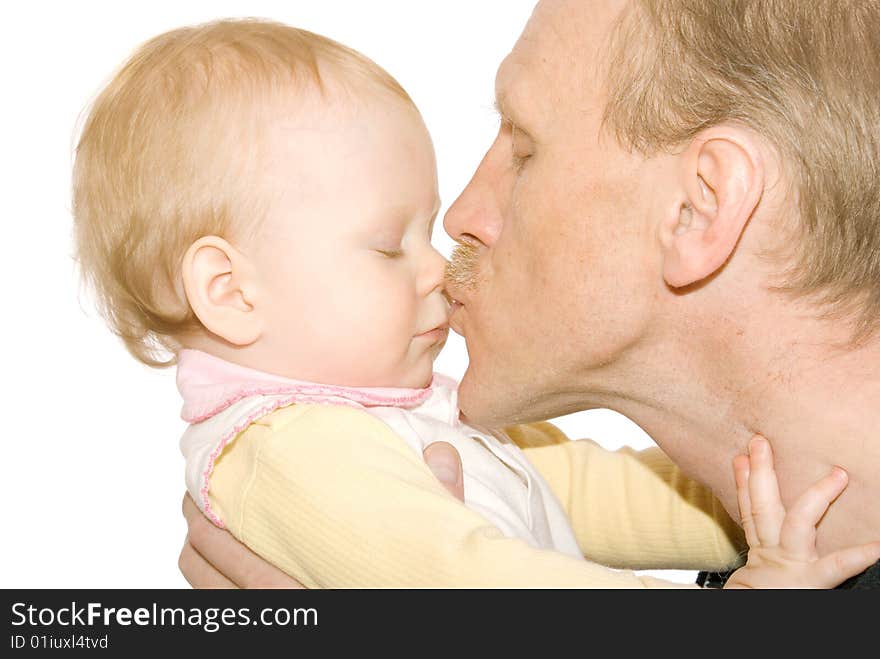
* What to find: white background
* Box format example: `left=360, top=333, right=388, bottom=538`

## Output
left=1, top=0, right=695, bottom=587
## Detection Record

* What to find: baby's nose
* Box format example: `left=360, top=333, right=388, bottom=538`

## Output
left=420, top=247, right=449, bottom=295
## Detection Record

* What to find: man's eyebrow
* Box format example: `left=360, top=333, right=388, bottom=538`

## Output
left=494, top=92, right=531, bottom=136
left=493, top=94, right=512, bottom=123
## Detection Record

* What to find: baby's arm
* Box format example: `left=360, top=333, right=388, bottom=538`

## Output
left=207, top=404, right=698, bottom=588
left=517, top=424, right=745, bottom=572
left=179, top=442, right=463, bottom=588
left=723, top=436, right=880, bottom=588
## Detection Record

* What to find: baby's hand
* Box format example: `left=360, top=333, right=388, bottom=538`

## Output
left=723, top=435, right=880, bottom=589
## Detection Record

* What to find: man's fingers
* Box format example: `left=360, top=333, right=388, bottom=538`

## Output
left=178, top=539, right=238, bottom=589
left=808, top=542, right=880, bottom=589
left=423, top=441, right=465, bottom=502
left=733, top=454, right=760, bottom=548
left=779, top=467, right=848, bottom=556
left=182, top=491, right=201, bottom=521
left=183, top=493, right=253, bottom=587
left=181, top=492, right=304, bottom=589
left=747, top=435, right=786, bottom=546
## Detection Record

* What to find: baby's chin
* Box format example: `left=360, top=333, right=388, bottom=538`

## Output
left=415, top=365, right=437, bottom=389
left=416, top=356, right=442, bottom=389
left=383, top=342, right=445, bottom=389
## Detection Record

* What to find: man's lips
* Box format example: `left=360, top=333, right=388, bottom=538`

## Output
left=443, top=285, right=466, bottom=335
left=444, top=284, right=465, bottom=311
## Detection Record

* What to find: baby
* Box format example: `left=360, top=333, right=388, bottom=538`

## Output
left=72, top=18, right=875, bottom=588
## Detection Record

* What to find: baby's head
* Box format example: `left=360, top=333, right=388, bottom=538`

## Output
left=73, top=19, right=449, bottom=389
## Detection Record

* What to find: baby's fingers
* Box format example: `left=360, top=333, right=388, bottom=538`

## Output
left=747, top=435, right=786, bottom=546
left=779, top=467, right=848, bottom=556
left=806, top=542, right=880, bottom=589
left=734, top=454, right=760, bottom=548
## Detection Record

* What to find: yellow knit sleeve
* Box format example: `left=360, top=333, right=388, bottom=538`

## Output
left=515, top=425, right=746, bottom=571
left=208, top=405, right=699, bottom=588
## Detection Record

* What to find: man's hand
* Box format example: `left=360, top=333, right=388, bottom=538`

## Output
left=178, top=441, right=466, bottom=588
left=179, top=494, right=304, bottom=588
left=723, top=435, right=880, bottom=589
left=422, top=441, right=465, bottom=501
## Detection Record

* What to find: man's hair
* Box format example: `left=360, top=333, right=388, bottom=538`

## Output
left=72, top=18, right=413, bottom=367
left=603, top=0, right=880, bottom=340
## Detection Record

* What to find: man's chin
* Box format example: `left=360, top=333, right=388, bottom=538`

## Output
left=455, top=369, right=484, bottom=419
left=456, top=368, right=509, bottom=429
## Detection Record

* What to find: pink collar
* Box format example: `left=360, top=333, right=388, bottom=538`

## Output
left=176, top=349, right=435, bottom=423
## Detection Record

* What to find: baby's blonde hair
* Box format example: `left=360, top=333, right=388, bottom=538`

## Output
left=72, top=18, right=413, bottom=367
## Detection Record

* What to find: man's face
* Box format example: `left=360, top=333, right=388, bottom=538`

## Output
left=444, top=0, right=664, bottom=426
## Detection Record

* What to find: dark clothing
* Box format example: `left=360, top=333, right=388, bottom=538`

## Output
left=836, top=560, right=880, bottom=590
left=696, top=560, right=880, bottom=589
left=695, top=569, right=736, bottom=589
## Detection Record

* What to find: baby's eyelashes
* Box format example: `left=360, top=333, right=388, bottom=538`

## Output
left=375, top=248, right=404, bottom=258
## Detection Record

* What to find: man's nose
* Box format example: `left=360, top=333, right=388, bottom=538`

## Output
left=443, top=146, right=503, bottom=248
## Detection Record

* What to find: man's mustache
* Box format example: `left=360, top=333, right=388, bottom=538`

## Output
left=445, top=241, right=481, bottom=292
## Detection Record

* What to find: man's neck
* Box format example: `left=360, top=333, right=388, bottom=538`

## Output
left=595, top=304, right=880, bottom=556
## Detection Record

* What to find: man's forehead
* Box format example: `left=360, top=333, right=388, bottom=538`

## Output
left=495, top=0, right=628, bottom=105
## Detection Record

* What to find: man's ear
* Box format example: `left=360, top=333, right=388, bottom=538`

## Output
left=181, top=236, right=263, bottom=346
left=659, top=125, right=765, bottom=288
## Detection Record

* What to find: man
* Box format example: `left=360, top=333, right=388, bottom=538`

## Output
left=180, top=0, right=880, bottom=587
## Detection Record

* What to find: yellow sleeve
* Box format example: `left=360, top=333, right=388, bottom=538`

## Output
left=508, top=423, right=746, bottom=571
left=208, top=404, right=699, bottom=588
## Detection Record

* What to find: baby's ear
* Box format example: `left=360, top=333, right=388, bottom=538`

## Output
left=181, top=236, right=263, bottom=345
